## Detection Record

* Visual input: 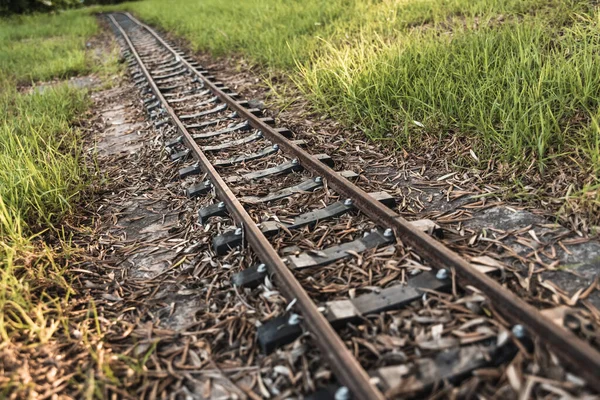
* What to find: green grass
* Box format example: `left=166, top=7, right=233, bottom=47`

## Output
left=0, top=10, right=98, bottom=85
left=108, top=0, right=600, bottom=225
left=0, top=9, right=118, bottom=396
left=0, top=87, right=89, bottom=235
left=300, top=7, right=600, bottom=166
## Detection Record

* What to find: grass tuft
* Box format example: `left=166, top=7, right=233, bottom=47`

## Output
left=299, top=8, right=600, bottom=172
left=0, top=9, right=121, bottom=397
left=0, top=87, right=89, bottom=233
left=0, top=84, right=91, bottom=389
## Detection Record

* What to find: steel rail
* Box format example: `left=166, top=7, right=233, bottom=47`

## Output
left=123, top=11, right=600, bottom=392
left=108, top=14, right=386, bottom=400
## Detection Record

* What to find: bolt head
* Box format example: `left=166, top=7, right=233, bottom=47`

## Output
left=334, top=386, right=350, bottom=400
left=291, top=158, right=299, bottom=165
left=512, top=324, right=525, bottom=338
left=314, top=176, right=323, bottom=183
left=272, top=144, right=279, bottom=151
left=218, top=201, right=225, bottom=209
left=204, top=180, right=211, bottom=187
left=288, top=313, right=300, bottom=325
left=234, top=228, right=242, bottom=236
left=344, top=198, right=353, bottom=206
left=436, top=269, right=449, bottom=280
left=383, top=228, right=393, bottom=237
left=257, top=263, right=267, bottom=273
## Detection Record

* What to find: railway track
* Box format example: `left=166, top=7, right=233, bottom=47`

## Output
left=107, top=12, right=600, bottom=398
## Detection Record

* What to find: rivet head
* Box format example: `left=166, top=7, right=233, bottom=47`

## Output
left=272, top=144, right=279, bottom=151
left=257, top=263, right=267, bottom=273
left=218, top=201, right=225, bottom=209
left=291, top=158, right=299, bottom=165
left=234, top=228, right=242, bottom=236
left=383, top=228, right=393, bottom=237
left=512, top=324, right=525, bottom=338
left=344, top=198, right=353, bottom=206
left=288, top=313, right=301, bottom=325
left=334, top=386, right=350, bottom=400
left=436, top=269, right=449, bottom=280
left=314, top=176, right=323, bottom=183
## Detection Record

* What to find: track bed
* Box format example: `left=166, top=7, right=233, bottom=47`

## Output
left=105, top=12, right=600, bottom=399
